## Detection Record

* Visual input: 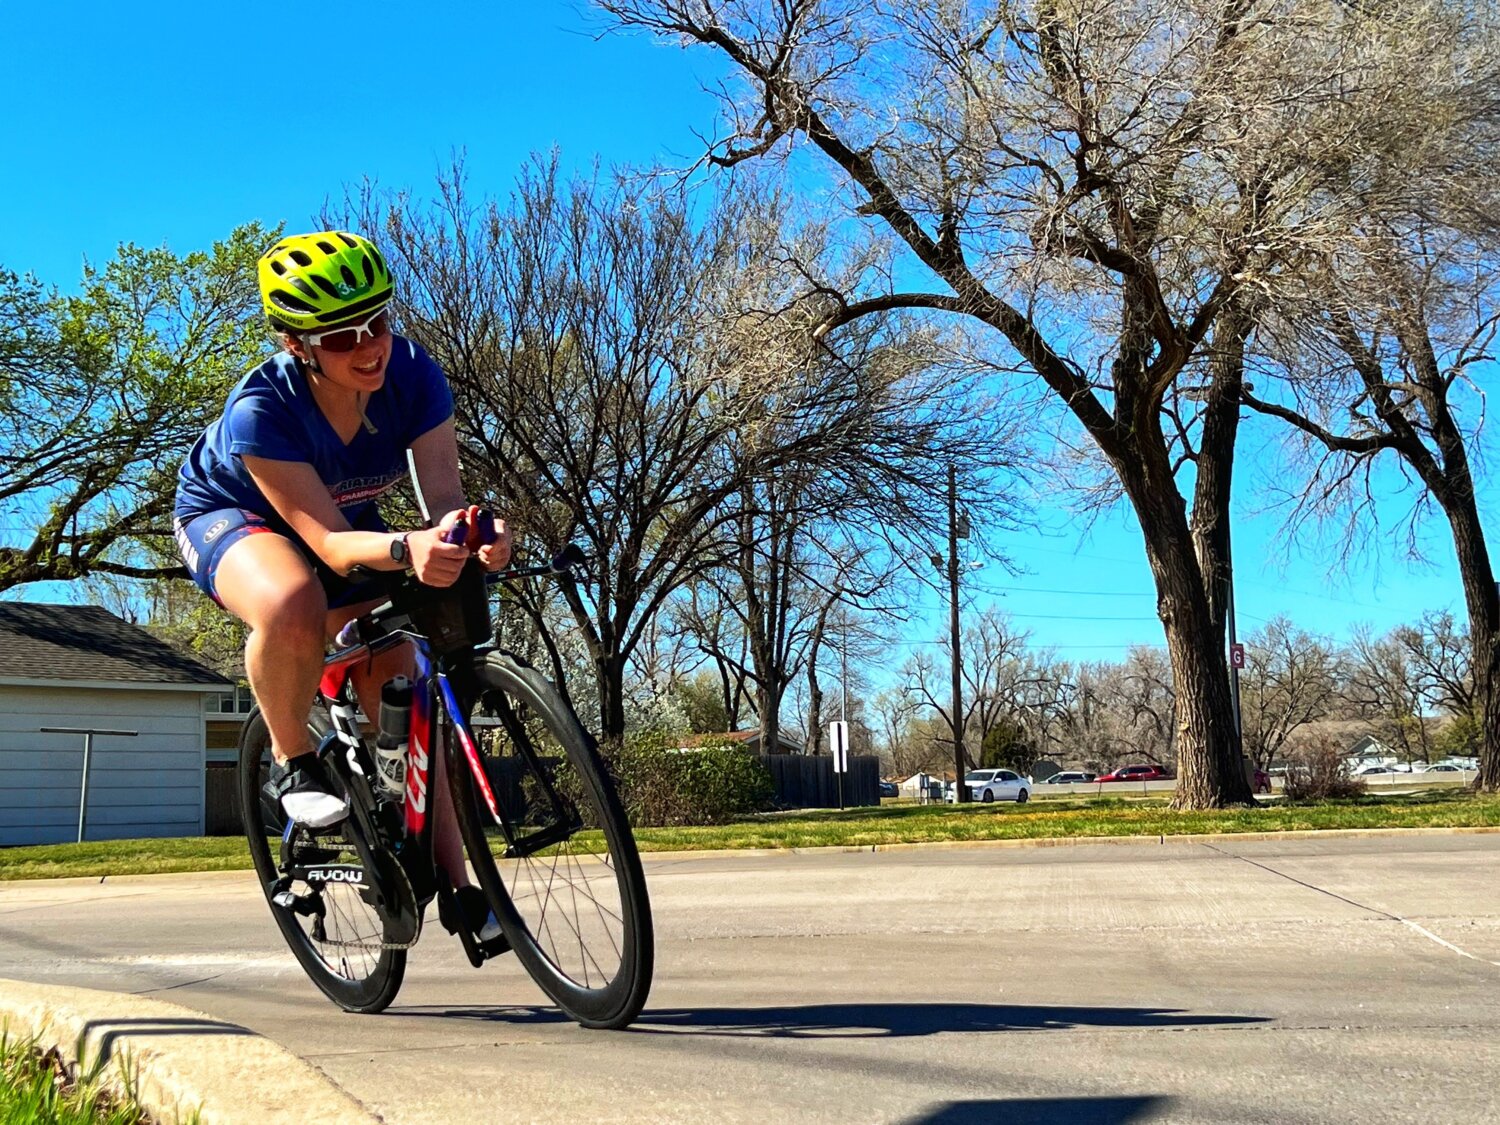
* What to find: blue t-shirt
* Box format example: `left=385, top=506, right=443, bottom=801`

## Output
left=175, top=335, right=455, bottom=527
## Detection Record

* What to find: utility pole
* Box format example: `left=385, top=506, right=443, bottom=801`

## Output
left=947, top=464, right=968, bottom=803
left=841, top=614, right=848, bottom=726
left=1225, top=544, right=1245, bottom=768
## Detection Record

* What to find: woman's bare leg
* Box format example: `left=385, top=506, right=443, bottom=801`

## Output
left=214, top=534, right=327, bottom=765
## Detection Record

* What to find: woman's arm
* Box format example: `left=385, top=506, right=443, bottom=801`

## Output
left=407, top=418, right=465, bottom=518
left=408, top=419, right=512, bottom=569
left=242, top=455, right=470, bottom=585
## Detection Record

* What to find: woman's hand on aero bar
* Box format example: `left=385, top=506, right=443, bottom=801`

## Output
left=467, top=506, right=512, bottom=571
left=408, top=512, right=471, bottom=587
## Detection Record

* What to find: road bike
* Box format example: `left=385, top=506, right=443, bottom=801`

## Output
left=234, top=526, right=653, bottom=1029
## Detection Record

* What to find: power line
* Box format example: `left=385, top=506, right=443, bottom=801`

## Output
left=882, top=637, right=1167, bottom=650
left=1003, top=612, right=1161, bottom=621
left=974, top=582, right=1157, bottom=598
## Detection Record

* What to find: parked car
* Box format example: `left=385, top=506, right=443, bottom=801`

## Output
left=878, top=780, right=900, bottom=798
left=1096, top=764, right=1171, bottom=783
left=947, top=768, right=1031, bottom=803
left=1043, top=770, right=1097, bottom=784
left=1423, top=763, right=1465, bottom=773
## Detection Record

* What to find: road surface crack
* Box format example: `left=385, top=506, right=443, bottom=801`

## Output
left=1200, top=843, right=1500, bottom=970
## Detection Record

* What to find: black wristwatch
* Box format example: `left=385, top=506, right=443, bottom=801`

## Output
left=390, top=533, right=411, bottom=567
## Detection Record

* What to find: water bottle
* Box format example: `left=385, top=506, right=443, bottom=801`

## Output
left=375, top=676, right=412, bottom=797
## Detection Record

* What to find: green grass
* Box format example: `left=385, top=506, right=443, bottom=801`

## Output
left=625, top=788, right=1500, bottom=852
left=0, top=837, right=254, bottom=882
left=0, top=1027, right=158, bottom=1125
left=3, top=790, right=1498, bottom=881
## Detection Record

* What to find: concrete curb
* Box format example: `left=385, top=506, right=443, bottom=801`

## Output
left=641, top=824, right=1500, bottom=863
left=0, top=977, right=379, bottom=1124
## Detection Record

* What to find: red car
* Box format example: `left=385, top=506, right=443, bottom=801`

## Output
left=1096, top=764, right=1172, bottom=783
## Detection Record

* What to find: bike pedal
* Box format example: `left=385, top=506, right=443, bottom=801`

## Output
left=273, top=889, right=324, bottom=917
left=476, top=933, right=512, bottom=960
left=437, top=887, right=510, bottom=967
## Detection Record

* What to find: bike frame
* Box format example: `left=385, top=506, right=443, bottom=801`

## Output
left=315, top=627, right=504, bottom=894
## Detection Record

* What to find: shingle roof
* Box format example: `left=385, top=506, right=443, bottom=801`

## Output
left=0, top=602, right=231, bottom=687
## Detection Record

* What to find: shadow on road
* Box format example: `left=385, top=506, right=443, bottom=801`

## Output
left=395, top=1001, right=1266, bottom=1038
left=628, top=1002, right=1267, bottom=1038
left=900, top=1096, right=1168, bottom=1124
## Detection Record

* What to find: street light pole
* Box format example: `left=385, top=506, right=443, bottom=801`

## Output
left=948, top=464, right=968, bottom=803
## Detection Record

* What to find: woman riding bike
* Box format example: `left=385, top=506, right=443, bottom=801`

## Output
left=174, top=229, right=509, bottom=939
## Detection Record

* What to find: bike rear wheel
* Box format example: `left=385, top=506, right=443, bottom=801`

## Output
left=237, top=705, right=407, bottom=1014
left=446, top=650, right=653, bottom=1029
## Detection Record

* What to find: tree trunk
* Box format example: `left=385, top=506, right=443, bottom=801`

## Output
left=806, top=681, right=824, bottom=755
left=598, top=651, right=627, bottom=743
left=1443, top=493, right=1500, bottom=790
left=1119, top=439, right=1254, bottom=807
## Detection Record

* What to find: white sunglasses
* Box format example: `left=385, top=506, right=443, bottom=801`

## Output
left=302, top=308, right=392, bottom=353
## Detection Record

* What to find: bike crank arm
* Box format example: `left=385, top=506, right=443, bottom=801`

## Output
left=322, top=735, right=423, bottom=946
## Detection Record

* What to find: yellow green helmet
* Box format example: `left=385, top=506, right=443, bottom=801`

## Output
left=257, top=230, right=394, bottom=331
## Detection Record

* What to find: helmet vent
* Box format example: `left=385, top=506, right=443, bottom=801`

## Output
left=289, top=249, right=313, bottom=267
left=340, top=265, right=357, bottom=287
left=289, top=278, right=318, bottom=299
left=362, top=257, right=375, bottom=285
left=337, top=232, right=358, bottom=248
left=270, top=260, right=287, bottom=276
left=316, top=240, right=338, bottom=255
left=310, top=275, right=342, bottom=298
left=270, top=289, right=316, bottom=315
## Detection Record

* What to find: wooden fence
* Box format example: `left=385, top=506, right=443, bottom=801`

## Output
left=205, top=763, right=240, bottom=836
left=759, top=753, right=880, bottom=809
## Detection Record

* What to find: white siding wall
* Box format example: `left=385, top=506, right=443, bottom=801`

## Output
left=0, top=686, right=206, bottom=845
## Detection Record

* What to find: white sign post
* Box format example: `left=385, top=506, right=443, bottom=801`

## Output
left=829, top=721, right=849, bottom=810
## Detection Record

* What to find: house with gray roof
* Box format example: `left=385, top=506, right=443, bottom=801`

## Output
left=0, top=602, right=231, bottom=845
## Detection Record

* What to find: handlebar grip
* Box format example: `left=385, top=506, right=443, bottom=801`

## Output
left=473, top=508, right=497, bottom=545
left=440, top=510, right=500, bottom=547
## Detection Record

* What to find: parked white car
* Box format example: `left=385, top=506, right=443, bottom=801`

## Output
left=949, top=768, right=1031, bottom=804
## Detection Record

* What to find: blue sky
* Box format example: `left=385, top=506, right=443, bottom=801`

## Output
left=0, top=1, right=1484, bottom=662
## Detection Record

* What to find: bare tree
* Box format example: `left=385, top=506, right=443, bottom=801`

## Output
left=1395, top=611, right=1475, bottom=722
left=1045, top=649, right=1175, bottom=770
left=667, top=583, right=756, bottom=730
left=1343, top=624, right=1435, bottom=764
left=595, top=0, right=1457, bottom=804
left=1244, top=231, right=1500, bottom=785
left=351, top=161, right=1012, bottom=739
left=900, top=607, right=1046, bottom=771
left=1240, top=616, right=1340, bottom=771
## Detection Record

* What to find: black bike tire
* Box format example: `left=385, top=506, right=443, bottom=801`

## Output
left=447, top=650, right=653, bottom=1030
left=236, top=706, right=406, bottom=1014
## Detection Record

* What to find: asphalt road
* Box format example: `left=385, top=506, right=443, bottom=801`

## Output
left=1, top=834, right=1498, bottom=1124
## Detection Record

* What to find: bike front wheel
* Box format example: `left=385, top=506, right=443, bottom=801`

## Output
left=447, top=650, right=653, bottom=1029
